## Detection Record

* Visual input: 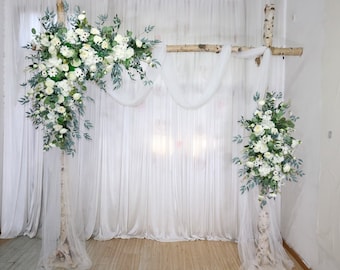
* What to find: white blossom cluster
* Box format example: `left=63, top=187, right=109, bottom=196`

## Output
left=233, top=92, right=304, bottom=208
left=21, top=8, right=160, bottom=154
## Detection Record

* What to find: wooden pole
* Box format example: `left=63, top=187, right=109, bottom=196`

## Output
left=263, top=4, right=275, bottom=47
left=52, top=0, right=76, bottom=268
left=166, top=3, right=303, bottom=57
left=166, top=44, right=303, bottom=56
left=56, top=0, right=65, bottom=25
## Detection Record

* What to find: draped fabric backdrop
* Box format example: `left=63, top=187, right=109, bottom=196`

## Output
left=1, top=0, right=291, bottom=269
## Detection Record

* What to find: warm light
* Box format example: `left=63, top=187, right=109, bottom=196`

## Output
left=191, top=135, right=207, bottom=157
left=152, top=134, right=174, bottom=155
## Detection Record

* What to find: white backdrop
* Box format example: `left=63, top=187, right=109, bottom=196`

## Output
left=0, top=0, right=292, bottom=269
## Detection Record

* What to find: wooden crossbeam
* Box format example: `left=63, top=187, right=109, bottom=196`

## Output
left=166, top=4, right=303, bottom=57
left=166, top=44, right=303, bottom=56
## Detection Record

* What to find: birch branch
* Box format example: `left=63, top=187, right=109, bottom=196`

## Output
left=166, top=44, right=303, bottom=56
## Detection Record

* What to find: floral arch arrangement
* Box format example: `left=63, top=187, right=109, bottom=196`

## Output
left=20, top=4, right=160, bottom=155
left=233, top=91, right=304, bottom=208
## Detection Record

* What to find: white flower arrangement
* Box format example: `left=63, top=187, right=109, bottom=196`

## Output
left=19, top=6, right=160, bottom=155
left=233, top=92, right=304, bottom=208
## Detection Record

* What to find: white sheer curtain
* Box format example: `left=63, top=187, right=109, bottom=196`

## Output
left=1, top=0, right=292, bottom=269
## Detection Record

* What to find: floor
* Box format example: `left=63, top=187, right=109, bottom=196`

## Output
left=0, top=237, right=305, bottom=270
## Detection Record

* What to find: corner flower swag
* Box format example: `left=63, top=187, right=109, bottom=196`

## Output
left=19, top=7, right=160, bottom=155
left=233, top=92, right=304, bottom=208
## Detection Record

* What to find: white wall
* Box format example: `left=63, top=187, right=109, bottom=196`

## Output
left=0, top=0, right=4, bottom=223
left=282, top=0, right=340, bottom=269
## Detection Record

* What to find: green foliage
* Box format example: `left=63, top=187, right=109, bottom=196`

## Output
left=20, top=5, right=160, bottom=155
left=232, top=91, right=304, bottom=208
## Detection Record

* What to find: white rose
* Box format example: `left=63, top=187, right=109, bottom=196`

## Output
left=78, top=12, right=86, bottom=21
left=75, top=28, right=85, bottom=36
left=254, top=141, right=268, bottom=153
left=61, top=64, right=69, bottom=72
left=114, top=34, right=124, bottom=44
left=274, top=155, right=284, bottom=164
left=105, top=64, right=113, bottom=73
left=40, top=37, right=50, bottom=47
left=58, top=95, right=65, bottom=104
left=90, top=28, right=100, bottom=35
left=89, top=64, right=97, bottom=72
left=73, top=93, right=81, bottom=100
left=38, top=63, right=46, bottom=71
left=51, top=37, right=61, bottom=47
left=45, top=78, right=55, bottom=88
left=45, top=87, right=54, bottom=95
left=93, top=35, right=103, bottom=44
left=71, top=59, right=82, bottom=67
left=259, top=164, right=271, bottom=177
left=57, top=106, right=66, bottom=114
left=136, top=39, right=142, bottom=48
left=246, top=161, right=254, bottom=168
left=67, top=71, right=77, bottom=81
left=253, top=124, right=265, bottom=136
left=125, top=47, right=134, bottom=59
left=53, top=124, right=62, bottom=131
left=273, top=175, right=280, bottom=181
left=264, top=152, right=272, bottom=159
left=60, top=128, right=68, bottom=134
left=269, top=193, right=277, bottom=198
left=79, top=49, right=89, bottom=60
left=271, top=127, right=278, bottom=135
left=101, top=40, right=109, bottom=49
left=283, top=164, right=291, bottom=173
left=48, top=45, right=57, bottom=56
left=291, top=139, right=300, bottom=148
left=254, top=110, right=263, bottom=118
left=258, top=99, right=265, bottom=106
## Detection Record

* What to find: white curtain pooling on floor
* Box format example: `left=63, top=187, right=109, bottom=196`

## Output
left=1, top=0, right=293, bottom=269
